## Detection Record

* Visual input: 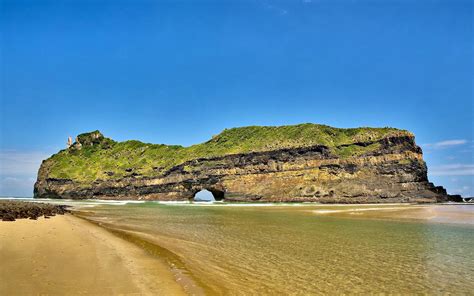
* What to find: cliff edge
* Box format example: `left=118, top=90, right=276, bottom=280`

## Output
left=34, top=124, right=451, bottom=203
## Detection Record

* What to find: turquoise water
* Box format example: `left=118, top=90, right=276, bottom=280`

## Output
left=73, top=202, right=473, bottom=294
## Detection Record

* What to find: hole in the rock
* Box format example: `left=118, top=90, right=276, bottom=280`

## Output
left=193, top=189, right=225, bottom=201
left=194, top=189, right=214, bottom=201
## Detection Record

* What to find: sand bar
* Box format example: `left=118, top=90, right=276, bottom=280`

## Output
left=312, top=204, right=474, bottom=225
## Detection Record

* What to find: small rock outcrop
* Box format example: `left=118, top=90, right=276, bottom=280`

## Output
left=34, top=124, right=453, bottom=203
left=0, top=201, right=69, bottom=221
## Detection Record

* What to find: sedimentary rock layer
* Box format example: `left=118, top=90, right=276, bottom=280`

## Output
left=34, top=124, right=451, bottom=203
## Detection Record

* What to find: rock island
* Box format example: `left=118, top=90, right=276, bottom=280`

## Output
left=34, top=124, right=453, bottom=203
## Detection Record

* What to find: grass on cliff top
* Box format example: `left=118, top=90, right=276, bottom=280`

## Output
left=46, top=124, right=411, bottom=182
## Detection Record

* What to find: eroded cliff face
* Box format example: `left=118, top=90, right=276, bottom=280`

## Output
left=34, top=126, right=451, bottom=203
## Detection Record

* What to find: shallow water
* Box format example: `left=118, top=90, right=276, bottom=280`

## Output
left=73, top=202, right=473, bottom=294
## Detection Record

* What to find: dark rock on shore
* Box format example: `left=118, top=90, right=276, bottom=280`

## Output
left=0, top=201, right=69, bottom=221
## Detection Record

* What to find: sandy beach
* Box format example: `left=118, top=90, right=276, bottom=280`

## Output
left=0, top=214, right=186, bottom=295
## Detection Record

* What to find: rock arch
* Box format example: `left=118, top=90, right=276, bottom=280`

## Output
left=191, top=187, right=225, bottom=201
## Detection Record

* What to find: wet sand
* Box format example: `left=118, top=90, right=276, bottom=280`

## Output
left=0, top=214, right=186, bottom=295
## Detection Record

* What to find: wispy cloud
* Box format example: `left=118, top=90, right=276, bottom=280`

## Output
left=422, top=139, right=468, bottom=149
left=0, top=176, right=37, bottom=197
left=429, top=164, right=474, bottom=176
left=0, top=150, right=50, bottom=175
left=0, top=150, right=52, bottom=196
left=434, top=139, right=467, bottom=147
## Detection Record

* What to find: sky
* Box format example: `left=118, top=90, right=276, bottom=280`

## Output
left=0, top=0, right=472, bottom=197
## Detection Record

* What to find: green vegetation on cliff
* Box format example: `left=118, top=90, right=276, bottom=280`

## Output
left=45, top=124, right=411, bottom=182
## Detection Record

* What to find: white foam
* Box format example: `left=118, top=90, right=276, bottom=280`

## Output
left=160, top=202, right=310, bottom=207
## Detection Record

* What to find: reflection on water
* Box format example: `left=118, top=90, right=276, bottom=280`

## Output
left=76, top=203, right=473, bottom=294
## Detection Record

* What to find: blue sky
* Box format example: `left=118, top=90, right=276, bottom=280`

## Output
left=0, top=0, right=472, bottom=197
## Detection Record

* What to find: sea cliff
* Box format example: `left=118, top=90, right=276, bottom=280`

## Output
left=34, top=124, right=451, bottom=203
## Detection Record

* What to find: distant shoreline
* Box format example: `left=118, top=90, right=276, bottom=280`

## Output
left=1, top=197, right=472, bottom=207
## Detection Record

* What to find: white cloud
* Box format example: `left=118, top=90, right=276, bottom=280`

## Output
left=435, top=139, right=467, bottom=147
left=429, top=164, right=474, bottom=176
left=423, top=139, right=468, bottom=149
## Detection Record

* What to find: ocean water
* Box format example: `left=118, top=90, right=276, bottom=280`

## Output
left=72, top=202, right=473, bottom=294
